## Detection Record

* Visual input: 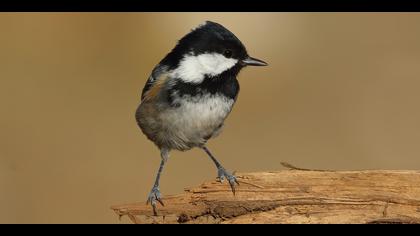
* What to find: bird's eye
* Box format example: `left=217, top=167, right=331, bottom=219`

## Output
left=223, top=49, right=233, bottom=58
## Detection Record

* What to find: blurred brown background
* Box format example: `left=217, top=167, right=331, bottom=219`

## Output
left=1, top=13, right=420, bottom=223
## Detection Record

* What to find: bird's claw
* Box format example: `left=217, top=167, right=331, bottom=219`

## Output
left=146, top=186, right=164, bottom=216
left=217, top=168, right=239, bottom=195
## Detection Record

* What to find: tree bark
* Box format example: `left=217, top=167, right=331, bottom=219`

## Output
left=111, top=166, right=420, bottom=224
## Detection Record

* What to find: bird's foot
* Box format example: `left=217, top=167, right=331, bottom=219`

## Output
left=146, top=186, right=164, bottom=216
left=217, top=167, right=239, bottom=195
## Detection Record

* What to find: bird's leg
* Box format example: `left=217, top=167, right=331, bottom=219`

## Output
left=201, top=146, right=239, bottom=195
left=146, top=148, right=169, bottom=216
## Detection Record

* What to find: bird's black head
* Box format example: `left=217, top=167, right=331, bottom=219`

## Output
left=179, top=21, right=248, bottom=61
left=160, top=21, right=267, bottom=83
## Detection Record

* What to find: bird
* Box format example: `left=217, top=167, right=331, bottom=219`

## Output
left=135, top=21, right=267, bottom=215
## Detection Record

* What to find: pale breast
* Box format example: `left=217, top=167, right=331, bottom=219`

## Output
left=159, top=94, right=235, bottom=149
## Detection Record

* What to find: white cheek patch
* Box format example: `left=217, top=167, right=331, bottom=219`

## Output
left=198, top=54, right=238, bottom=76
left=170, top=53, right=238, bottom=83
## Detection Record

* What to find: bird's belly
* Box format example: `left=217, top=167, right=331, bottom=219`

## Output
left=160, top=95, right=234, bottom=149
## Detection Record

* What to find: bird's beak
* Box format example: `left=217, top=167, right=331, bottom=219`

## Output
left=241, top=56, right=268, bottom=66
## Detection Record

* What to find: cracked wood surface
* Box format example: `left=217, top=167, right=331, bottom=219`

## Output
left=111, top=169, right=420, bottom=224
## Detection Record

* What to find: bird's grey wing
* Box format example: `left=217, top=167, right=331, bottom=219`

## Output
left=141, top=65, right=170, bottom=101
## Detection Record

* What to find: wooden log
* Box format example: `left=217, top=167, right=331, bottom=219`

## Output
left=111, top=166, right=420, bottom=224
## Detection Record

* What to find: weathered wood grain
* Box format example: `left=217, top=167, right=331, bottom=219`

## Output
left=111, top=168, right=420, bottom=224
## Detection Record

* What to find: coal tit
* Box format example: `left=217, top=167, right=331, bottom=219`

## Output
left=135, top=21, right=267, bottom=215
